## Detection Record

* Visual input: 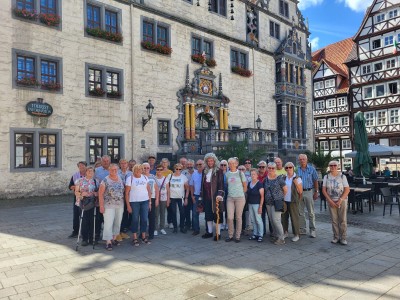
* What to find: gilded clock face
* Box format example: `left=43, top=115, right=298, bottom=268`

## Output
left=199, top=79, right=213, bottom=96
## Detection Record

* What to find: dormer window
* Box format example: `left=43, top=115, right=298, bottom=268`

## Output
left=325, top=79, right=335, bottom=88
left=376, top=13, right=385, bottom=23
left=389, top=9, right=398, bottom=19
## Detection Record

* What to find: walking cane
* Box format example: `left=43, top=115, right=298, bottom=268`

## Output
left=93, top=206, right=96, bottom=250
left=216, top=198, right=220, bottom=241
left=76, top=208, right=84, bottom=251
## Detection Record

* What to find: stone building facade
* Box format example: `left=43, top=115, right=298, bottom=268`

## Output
left=0, top=0, right=312, bottom=198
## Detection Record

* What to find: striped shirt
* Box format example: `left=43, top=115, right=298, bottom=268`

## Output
left=296, top=164, right=318, bottom=189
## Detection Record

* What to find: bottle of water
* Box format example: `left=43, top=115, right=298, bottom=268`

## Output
left=363, top=176, right=366, bottom=185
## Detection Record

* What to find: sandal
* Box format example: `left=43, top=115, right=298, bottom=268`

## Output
left=106, top=243, right=113, bottom=251
left=257, top=236, right=263, bottom=243
left=142, top=237, right=151, bottom=245
left=249, top=235, right=258, bottom=240
left=112, top=240, right=121, bottom=246
left=132, top=239, right=140, bottom=247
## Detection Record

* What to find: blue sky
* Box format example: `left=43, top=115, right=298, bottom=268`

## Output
left=298, top=0, right=374, bottom=51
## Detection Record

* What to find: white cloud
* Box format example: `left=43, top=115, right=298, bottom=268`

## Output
left=310, top=37, right=320, bottom=50
left=298, top=0, right=324, bottom=10
left=336, top=0, right=372, bottom=13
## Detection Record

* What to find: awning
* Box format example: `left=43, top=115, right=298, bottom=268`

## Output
left=345, top=144, right=395, bottom=158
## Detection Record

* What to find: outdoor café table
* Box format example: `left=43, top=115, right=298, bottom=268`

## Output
left=349, top=187, right=372, bottom=213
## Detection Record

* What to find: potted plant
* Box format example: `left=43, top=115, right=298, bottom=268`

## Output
left=141, top=41, right=172, bottom=55
left=13, top=8, right=38, bottom=21
left=86, top=28, right=123, bottom=43
left=39, top=13, right=61, bottom=26
left=41, top=82, right=62, bottom=91
left=107, top=90, right=122, bottom=98
left=305, top=149, right=341, bottom=178
left=89, top=87, right=106, bottom=97
left=231, top=66, right=252, bottom=77
left=16, top=77, right=39, bottom=86
left=191, top=54, right=217, bottom=67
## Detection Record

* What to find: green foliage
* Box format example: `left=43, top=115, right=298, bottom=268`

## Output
left=215, top=139, right=265, bottom=165
left=305, top=149, right=341, bottom=175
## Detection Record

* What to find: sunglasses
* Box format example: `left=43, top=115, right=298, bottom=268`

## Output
left=285, top=166, right=293, bottom=169
left=143, top=167, right=150, bottom=169
left=329, top=165, right=338, bottom=167
left=258, top=166, right=266, bottom=169
left=156, top=169, right=163, bottom=171
left=268, top=167, right=275, bottom=170
left=220, top=164, right=227, bottom=167
left=175, top=168, right=182, bottom=171
left=245, top=162, right=251, bottom=164
left=239, top=168, right=245, bottom=171
left=196, top=163, right=203, bottom=166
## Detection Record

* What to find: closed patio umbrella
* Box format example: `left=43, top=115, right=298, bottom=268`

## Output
left=353, top=112, right=373, bottom=177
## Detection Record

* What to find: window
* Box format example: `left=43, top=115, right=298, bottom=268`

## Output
left=342, top=139, right=351, bottom=149
left=16, top=0, right=34, bottom=11
left=85, top=63, right=123, bottom=99
left=377, top=110, right=387, bottom=125
left=384, top=36, right=393, bottom=46
left=390, top=109, right=400, bottom=124
left=339, top=116, right=349, bottom=127
left=11, top=128, right=62, bottom=171
left=338, top=97, right=347, bottom=106
left=231, top=48, right=248, bottom=69
left=40, top=0, right=57, bottom=14
left=85, top=1, right=122, bottom=40
left=315, top=100, right=324, bottom=110
left=15, top=0, right=61, bottom=21
left=376, top=13, right=385, bottom=22
left=210, top=0, right=226, bottom=17
left=105, top=10, right=118, bottom=33
left=13, top=49, right=62, bottom=92
left=374, top=62, right=383, bottom=72
left=364, top=86, right=373, bottom=98
left=158, top=120, right=170, bottom=146
left=269, top=21, right=280, bottom=39
left=330, top=140, right=339, bottom=150
left=317, top=119, right=326, bottom=128
left=326, top=99, right=336, bottom=108
left=362, top=65, right=371, bottom=74
left=320, top=141, right=329, bottom=150
left=365, top=112, right=375, bottom=126
left=87, top=134, right=124, bottom=164
left=372, top=39, right=381, bottom=49
left=376, top=84, right=385, bottom=97
left=325, top=79, right=335, bottom=88
left=388, top=82, right=398, bottom=94
left=314, top=81, right=323, bottom=90
left=328, top=118, right=337, bottom=128
left=191, top=36, right=214, bottom=58
left=386, top=58, right=396, bottom=69
left=141, top=18, right=171, bottom=47
left=279, top=0, right=289, bottom=18
left=389, top=10, right=398, bottom=18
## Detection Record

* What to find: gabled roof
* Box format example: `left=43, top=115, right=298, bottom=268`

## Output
left=353, top=1, right=376, bottom=41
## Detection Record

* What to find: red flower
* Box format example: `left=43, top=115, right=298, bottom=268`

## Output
left=141, top=41, right=172, bottom=55
left=231, top=66, right=252, bottom=77
left=86, top=28, right=123, bottom=43
left=14, top=8, right=38, bottom=20
left=39, top=13, right=61, bottom=26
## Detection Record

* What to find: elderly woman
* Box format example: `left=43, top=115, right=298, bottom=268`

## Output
left=264, top=162, right=287, bottom=245
left=155, top=164, right=170, bottom=235
left=126, top=164, right=152, bottom=246
left=219, top=159, right=228, bottom=231
left=160, top=158, right=173, bottom=228
left=281, top=162, right=303, bottom=242
left=74, top=166, right=98, bottom=246
left=143, top=162, right=159, bottom=239
left=247, top=168, right=264, bottom=242
left=98, top=164, right=125, bottom=251
left=116, top=159, right=132, bottom=241
left=168, top=163, right=189, bottom=233
left=322, top=160, right=350, bottom=245
left=225, top=157, right=247, bottom=243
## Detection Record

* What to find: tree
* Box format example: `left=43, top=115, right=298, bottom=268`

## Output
left=215, top=139, right=265, bottom=165
left=305, top=149, right=340, bottom=176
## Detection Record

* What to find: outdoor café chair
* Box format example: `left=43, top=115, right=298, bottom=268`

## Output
left=380, top=187, right=400, bottom=216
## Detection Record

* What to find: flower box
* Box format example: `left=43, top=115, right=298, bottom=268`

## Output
left=41, top=82, right=62, bottom=91
left=191, top=54, right=217, bottom=67
left=86, top=28, right=123, bottom=43
left=141, top=41, right=172, bottom=55
left=89, top=88, right=106, bottom=97
left=16, top=77, right=39, bottom=86
left=231, top=66, right=252, bottom=77
left=107, top=91, right=122, bottom=98
left=14, top=8, right=38, bottom=21
left=39, top=13, right=61, bottom=26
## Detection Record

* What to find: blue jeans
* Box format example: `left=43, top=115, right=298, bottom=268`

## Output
left=248, top=204, right=263, bottom=237
left=192, top=195, right=201, bottom=232
left=170, top=198, right=185, bottom=229
left=130, top=201, right=149, bottom=234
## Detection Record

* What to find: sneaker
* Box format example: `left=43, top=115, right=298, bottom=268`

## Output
left=283, top=232, right=289, bottom=239
left=249, top=235, right=258, bottom=240
left=225, top=237, right=233, bottom=242
left=160, top=229, right=167, bottom=235
left=291, top=236, right=300, bottom=242
left=115, top=234, right=123, bottom=242
left=106, top=243, right=113, bottom=251
left=340, top=239, right=348, bottom=245
left=202, top=232, right=213, bottom=239
left=192, top=231, right=200, bottom=236
left=120, top=232, right=130, bottom=239
left=169, top=223, right=174, bottom=229
left=310, top=230, right=316, bottom=238
left=154, top=230, right=158, bottom=236
left=331, top=238, right=339, bottom=244
left=68, top=231, right=78, bottom=238
left=274, top=239, right=285, bottom=245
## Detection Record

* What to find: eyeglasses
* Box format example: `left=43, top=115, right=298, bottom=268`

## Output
left=239, top=168, right=245, bottom=171
left=187, top=166, right=193, bottom=169
left=268, top=167, right=275, bottom=170
left=285, top=166, right=293, bottom=169
left=175, top=168, right=182, bottom=171
left=143, top=167, right=150, bottom=169
left=196, top=163, right=203, bottom=166
left=258, top=166, right=266, bottom=169
left=329, top=165, right=338, bottom=167
left=156, top=169, right=163, bottom=171
left=220, top=164, right=227, bottom=167
left=245, top=161, right=251, bottom=164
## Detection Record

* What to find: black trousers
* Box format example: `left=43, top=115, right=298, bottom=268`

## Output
left=170, top=198, right=185, bottom=229
left=184, top=195, right=193, bottom=229
left=80, top=207, right=94, bottom=242
left=148, top=198, right=156, bottom=238
left=73, top=198, right=80, bottom=233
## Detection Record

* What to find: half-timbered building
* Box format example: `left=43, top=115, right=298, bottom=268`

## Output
left=346, top=0, right=400, bottom=148
left=312, top=38, right=355, bottom=169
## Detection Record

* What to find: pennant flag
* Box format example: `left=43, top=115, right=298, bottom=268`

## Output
left=393, top=39, right=398, bottom=54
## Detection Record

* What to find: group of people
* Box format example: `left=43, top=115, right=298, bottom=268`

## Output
left=68, top=153, right=350, bottom=251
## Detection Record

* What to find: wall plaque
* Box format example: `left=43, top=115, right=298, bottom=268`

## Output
left=26, top=99, right=53, bottom=117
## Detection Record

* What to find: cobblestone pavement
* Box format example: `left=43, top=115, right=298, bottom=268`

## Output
left=0, top=197, right=399, bottom=300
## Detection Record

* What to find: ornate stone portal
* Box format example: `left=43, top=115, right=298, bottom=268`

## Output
left=174, top=62, right=230, bottom=154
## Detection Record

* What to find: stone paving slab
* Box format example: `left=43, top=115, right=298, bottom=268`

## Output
left=0, top=200, right=399, bottom=300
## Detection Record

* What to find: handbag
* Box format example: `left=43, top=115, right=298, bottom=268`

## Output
left=266, top=177, right=286, bottom=213
left=79, top=179, right=98, bottom=211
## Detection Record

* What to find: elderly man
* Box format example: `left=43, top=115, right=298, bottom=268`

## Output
left=297, top=154, right=319, bottom=238
left=148, top=155, right=157, bottom=175
left=95, top=155, right=111, bottom=182
left=183, top=159, right=195, bottom=231
left=275, top=157, right=287, bottom=176
left=190, top=159, right=204, bottom=235
left=68, top=161, right=87, bottom=238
